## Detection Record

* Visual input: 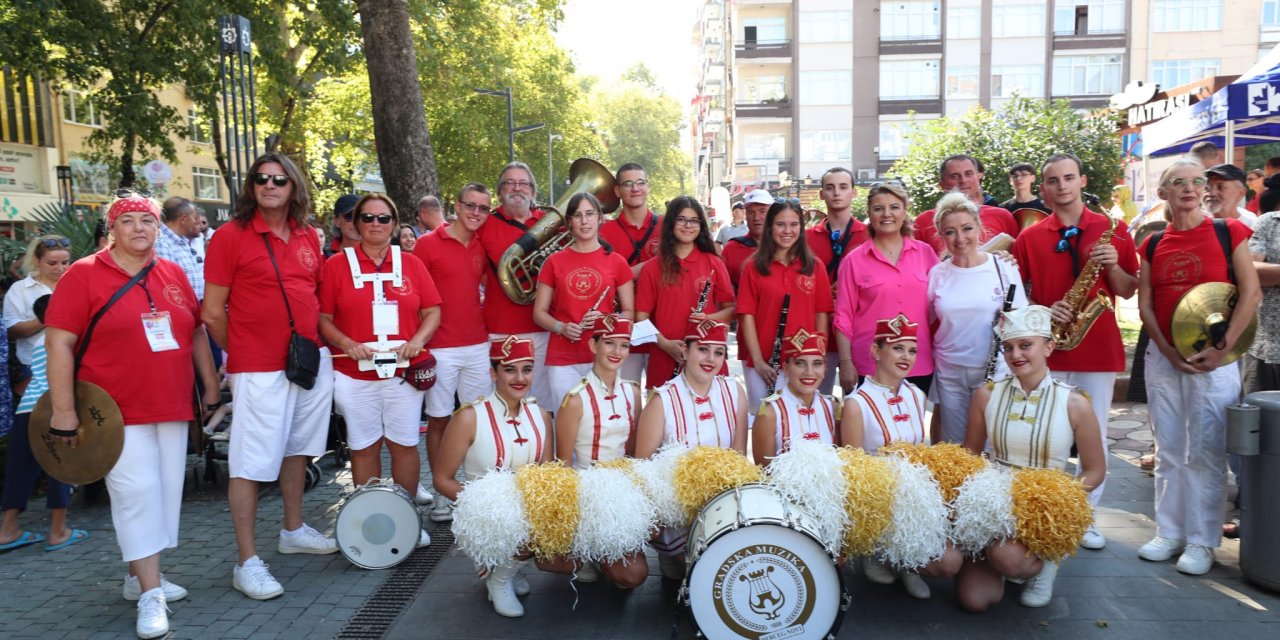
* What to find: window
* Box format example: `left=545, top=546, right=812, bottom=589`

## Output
left=947, top=6, right=980, bottom=39
left=1151, top=59, right=1220, bottom=90
left=946, top=66, right=979, bottom=98
left=188, top=108, right=212, bottom=144
left=992, top=65, right=1045, bottom=97
left=1265, top=0, right=1280, bottom=26
left=799, top=70, right=852, bottom=105
left=992, top=5, right=1044, bottom=37
left=880, top=59, right=940, bottom=100
left=881, top=1, right=941, bottom=40
left=800, top=130, right=852, bottom=163
left=742, top=75, right=787, bottom=103
left=879, top=120, right=925, bottom=160
left=743, top=17, right=787, bottom=45
left=1151, top=0, right=1222, bottom=32
left=1054, top=1, right=1126, bottom=35
left=799, top=11, right=852, bottom=42
left=193, top=166, right=223, bottom=201
left=1052, top=54, right=1123, bottom=95
left=62, top=89, right=102, bottom=127
left=743, top=133, right=787, bottom=160
left=69, top=154, right=111, bottom=198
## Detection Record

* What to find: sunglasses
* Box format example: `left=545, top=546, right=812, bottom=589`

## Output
left=252, top=173, right=291, bottom=187
left=1054, top=225, right=1081, bottom=253
left=357, top=213, right=395, bottom=225
left=40, top=237, right=71, bottom=249
left=114, top=188, right=153, bottom=199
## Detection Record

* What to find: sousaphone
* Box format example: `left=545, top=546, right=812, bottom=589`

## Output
left=1170, top=282, right=1257, bottom=366
left=28, top=381, right=124, bottom=485
left=1012, top=207, right=1048, bottom=230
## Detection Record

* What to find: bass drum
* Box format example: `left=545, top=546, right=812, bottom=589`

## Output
left=335, top=479, right=421, bottom=570
left=683, top=483, right=847, bottom=640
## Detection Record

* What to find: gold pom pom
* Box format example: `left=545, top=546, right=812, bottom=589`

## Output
left=881, top=442, right=986, bottom=504
left=1011, top=467, right=1093, bottom=562
left=514, top=462, right=581, bottom=561
left=836, top=447, right=898, bottom=556
left=673, top=446, right=762, bottom=521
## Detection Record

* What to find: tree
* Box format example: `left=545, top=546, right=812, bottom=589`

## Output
left=588, top=65, right=693, bottom=207
left=889, top=97, right=1123, bottom=214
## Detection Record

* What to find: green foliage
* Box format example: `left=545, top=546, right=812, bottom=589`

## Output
left=0, top=202, right=103, bottom=269
left=888, top=97, right=1123, bottom=214
left=590, top=65, right=693, bottom=208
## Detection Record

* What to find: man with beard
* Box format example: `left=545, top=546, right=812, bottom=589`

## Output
left=721, top=190, right=772, bottom=291
left=915, top=154, right=1020, bottom=255
left=1204, top=164, right=1258, bottom=230
left=326, top=194, right=362, bottom=256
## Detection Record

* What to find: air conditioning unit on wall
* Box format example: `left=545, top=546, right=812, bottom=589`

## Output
left=856, top=168, right=876, bottom=181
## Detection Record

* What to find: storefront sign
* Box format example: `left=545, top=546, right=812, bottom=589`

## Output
left=1127, top=93, right=1194, bottom=127
left=0, top=142, right=45, bottom=194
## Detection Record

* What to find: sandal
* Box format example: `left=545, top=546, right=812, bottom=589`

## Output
left=44, top=528, right=89, bottom=551
left=1139, top=452, right=1155, bottom=471
left=1223, top=518, right=1241, bottom=540
left=0, top=531, right=46, bottom=552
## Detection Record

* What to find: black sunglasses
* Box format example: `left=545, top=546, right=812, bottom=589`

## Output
left=357, top=213, right=395, bottom=225
left=40, top=237, right=71, bottom=249
left=252, top=173, right=290, bottom=187
left=114, top=188, right=152, bottom=199
left=1054, top=226, right=1081, bottom=253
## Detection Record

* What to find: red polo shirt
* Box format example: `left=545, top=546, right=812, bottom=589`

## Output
left=205, top=211, right=324, bottom=374
left=635, top=249, right=735, bottom=386
left=1012, top=208, right=1139, bottom=372
left=806, top=218, right=869, bottom=353
left=1140, top=218, right=1250, bottom=344
left=414, top=228, right=488, bottom=348
left=736, top=258, right=834, bottom=368
left=46, top=252, right=202, bottom=424
left=537, top=246, right=633, bottom=365
left=475, top=206, right=546, bottom=334
left=600, top=210, right=661, bottom=266
left=319, top=248, right=442, bottom=381
left=915, top=204, right=1019, bottom=255
left=721, top=235, right=759, bottom=290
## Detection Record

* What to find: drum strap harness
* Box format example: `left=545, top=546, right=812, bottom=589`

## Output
left=344, top=245, right=406, bottom=379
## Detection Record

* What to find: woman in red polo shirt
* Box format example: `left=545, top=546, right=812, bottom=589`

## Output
left=45, top=194, right=221, bottom=639
left=635, top=196, right=735, bottom=388
left=737, top=200, right=834, bottom=414
left=532, top=192, right=634, bottom=407
left=319, top=194, right=442, bottom=550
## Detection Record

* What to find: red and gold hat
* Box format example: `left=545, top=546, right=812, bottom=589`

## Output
left=107, top=195, right=161, bottom=225
left=782, top=329, right=827, bottom=361
left=683, top=318, right=729, bottom=345
left=592, top=314, right=632, bottom=340
left=874, top=313, right=919, bottom=344
left=489, top=335, right=535, bottom=365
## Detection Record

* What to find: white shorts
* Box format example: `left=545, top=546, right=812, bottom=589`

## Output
left=547, top=363, right=593, bottom=410
left=424, top=342, right=493, bottom=418
left=228, top=352, right=335, bottom=482
left=620, top=353, right=647, bottom=387
left=490, top=332, right=551, bottom=406
left=105, top=422, right=188, bottom=562
left=333, top=372, right=426, bottom=450
left=744, top=366, right=789, bottom=420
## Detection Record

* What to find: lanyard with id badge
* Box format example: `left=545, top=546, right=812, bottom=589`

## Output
left=344, top=246, right=407, bottom=378
left=138, top=277, right=180, bottom=352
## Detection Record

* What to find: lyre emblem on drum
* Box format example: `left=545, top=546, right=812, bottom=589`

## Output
left=739, top=565, right=785, bottom=620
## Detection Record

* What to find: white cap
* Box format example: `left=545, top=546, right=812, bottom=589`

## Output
left=743, top=190, right=774, bottom=207
left=997, top=305, right=1054, bottom=341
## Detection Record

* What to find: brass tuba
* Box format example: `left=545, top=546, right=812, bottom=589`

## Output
left=497, top=158, right=619, bottom=304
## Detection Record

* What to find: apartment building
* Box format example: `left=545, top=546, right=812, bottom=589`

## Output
left=692, top=0, right=734, bottom=200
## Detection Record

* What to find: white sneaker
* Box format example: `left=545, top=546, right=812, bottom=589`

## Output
left=900, top=571, right=931, bottom=599
left=575, top=562, right=599, bottom=583
left=1019, top=562, right=1058, bottom=608
left=278, top=523, right=338, bottom=555
left=233, top=556, right=284, bottom=600
left=1138, top=536, right=1186, bottom=562
left=135, top=588, right=169, bottom=639
left=430, top=499, right=454, bottom=523
left=1175, top=544, right=1214, bottom=575
left=1081, top=525, right=1106, bottom=550
left=415, top=484, right=435, bottom=507
left=123, top=574, right=188, bottom=602
left=417, top=528, right=432, bottom=549
left=485, top=563, right=525, bottom=617
left=862, top=557, right=896, bottom=585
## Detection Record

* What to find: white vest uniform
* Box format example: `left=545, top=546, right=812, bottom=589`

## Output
left=761, top=386, right=838, bottom=453
left=654, top=374, right=743, bottom=448
left=566, top=370, right=638, bottom=470
left=983, top=373, right=1074, bottom=470
left=852, top=377, right=928, bottom=453
left=462, top=392, right=547, bottom=482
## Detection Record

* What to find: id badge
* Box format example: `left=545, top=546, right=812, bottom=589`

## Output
left=372, top=301, right=400, bottom=335
left=142, top=311, right=180, bottom=352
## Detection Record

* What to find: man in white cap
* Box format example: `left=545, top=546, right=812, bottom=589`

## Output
left=721, top=189, right=773, bottom=292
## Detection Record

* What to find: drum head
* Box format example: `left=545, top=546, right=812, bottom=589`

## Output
left=688, top=524, right=841, bottom=640
left=336, top=486, right=421, bottom=570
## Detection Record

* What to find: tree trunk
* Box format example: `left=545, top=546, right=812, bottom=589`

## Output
left=119, top=129, right=137, bottom=189
left=356, top=0, right=438, bottom=220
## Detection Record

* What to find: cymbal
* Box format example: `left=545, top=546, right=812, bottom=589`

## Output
left=1170, top=282, right=1257, bottom=366
left=1133, top=220, right=1167, bottom=248
left=28, top=381, right=125, bottom=485
left=1012, top=208, right=1048, bottom=230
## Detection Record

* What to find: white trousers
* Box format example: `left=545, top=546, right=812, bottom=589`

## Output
left=490, top=331, right=551, bottom=407
left=1145, top=347, right=1236, bottom=548
left=820, top=352, right=840, bottom=397
left=105, top=422, right=188, bottom=562
left=333, top=372, right=426, bottom=450
left=547, top=363, right=593, bottom=410
left=744, top=366, right=789, bottom=420
left=1055, top=370, right=1114, bottom=507
left=930, top=362, right=989, bottom=444
left=228, top=351, right=335, bottom=482
left=620, top=353, right=647, bottom=387
left=423, top=342, right=493, bottom=418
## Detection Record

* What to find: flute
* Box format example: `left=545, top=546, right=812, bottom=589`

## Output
left=765, top=294, right=791, bottom=395
left=575, top=287, right=613, bottom=339
left=985, top=284, right=1017, bottom=382
left=673, top=280, right=714, bottom=376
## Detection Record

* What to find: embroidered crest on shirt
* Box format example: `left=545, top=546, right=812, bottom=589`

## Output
left=296, top=244, right=319, bottom=270
left=163, top=283, right=187, bottom=308
left=566, top=267, right=604, bottom=300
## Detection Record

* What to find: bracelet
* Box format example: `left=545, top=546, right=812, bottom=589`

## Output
left=48, top=427, right=78, bottom=438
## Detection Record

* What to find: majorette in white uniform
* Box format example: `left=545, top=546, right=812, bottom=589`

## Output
left=564, top=315, right=638, bottom=470
left=760, top=329, right=839, bottom=452
left=851, top=314, right=928, bottom=453
left=462, top=336, right=547, bottom=481
left=652, top=320, right=743, bottom=448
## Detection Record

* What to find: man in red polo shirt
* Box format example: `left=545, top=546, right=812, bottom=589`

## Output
left=599, top=162, right=661, bottom=384
left=807, top=167, right=869, bottom=393
left=1012, top=152, right=1139, bottom=552
left=203, top=153, right=337, bottom=601
left=475, top=161, right=554, bottom=405
left=414, top=182, right=494, bottom=522
left=915, top=154, right=1020, bottom=255
left=722, top=189, right=771, bottom=291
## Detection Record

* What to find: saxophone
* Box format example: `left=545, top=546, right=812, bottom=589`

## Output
left=1050, top=216, right=1118, bottom=351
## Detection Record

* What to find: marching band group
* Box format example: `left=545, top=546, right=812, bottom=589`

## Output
left=10, top=147, right=1262, bottom=638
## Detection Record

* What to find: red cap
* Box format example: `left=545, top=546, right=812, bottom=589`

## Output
left=782, top=329, right=827, bottom=361
left=592, top=314, right=632, bottom=340
left=107, top=195, right=161, bottom=225
left=683, top=318, right=729, bottom=345
left=489, top=335, right=535, bottom=365
left=874, top=313, right=919, bottom=343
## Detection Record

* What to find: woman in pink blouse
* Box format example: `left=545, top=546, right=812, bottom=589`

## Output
left=834, top=182, right=938, bottom=393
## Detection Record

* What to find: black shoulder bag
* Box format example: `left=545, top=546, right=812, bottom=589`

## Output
left=261, top=234, right=321, bottom=390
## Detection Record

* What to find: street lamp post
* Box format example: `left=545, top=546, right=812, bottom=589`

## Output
left=548, top=132, right=562, bottom=202
left=474, top=86, right=545, bottom=164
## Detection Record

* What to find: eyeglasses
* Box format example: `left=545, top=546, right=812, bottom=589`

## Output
left=620, top=179, right=649, bottom=190
left=870, top=180, right=904, bottom=189
left=253, top=173, right=291, bottom=187
left=114, top=188, right=153, bottom=199
left=674, top=216, right=701, bottom=227
left=786, top=197, right=800, bottom=206
left=500, top=179, right=534, bottom=190
left=1168, top=177, right=1208, bottom=189
left=357, top=213, right=395, bottom=225
left=1054, top=225, right=1080, bottom=253
left=568, top=210, right=600, bottom=219
left=457, top=201, right=492, bottom=214
left=40, top=237, right=71, bottom=249
left=340, top=211, right=354, bottom=221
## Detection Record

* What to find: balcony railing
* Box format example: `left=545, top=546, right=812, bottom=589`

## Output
left=735, top=99, right=793, bottom=119
left=734, top=39, right=793, bottom=59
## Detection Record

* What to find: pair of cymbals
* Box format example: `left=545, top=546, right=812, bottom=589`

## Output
left=28, top=381, right=124, bottom=485
left=1170, top=282, right=1257, bottom=366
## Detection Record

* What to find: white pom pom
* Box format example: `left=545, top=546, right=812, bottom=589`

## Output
left=451, top=470, right=529, bottom=571
left=879, top=457, right=949, bottom=570
left=573, top=466, right=658, bottom=564
left=632, top=444, right=686, bottom=529
left=950, top=465, right=1015, bottom=556
left=765, top=440, right=848, bottom=552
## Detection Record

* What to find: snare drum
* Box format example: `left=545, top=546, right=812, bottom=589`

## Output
left=335, top=479, right=421, bottom=570
left=684, top=483, right=848, bottom=640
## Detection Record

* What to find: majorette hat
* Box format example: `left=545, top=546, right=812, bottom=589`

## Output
left=997, top=305, right=1053, bottom=341
left=107, top=194, right=161, bottom=225
left=874, top=313, right=919, bottom=343
left=684, top=318, right=729, bottom=345
left=782, top=329, right=827, bottom=361
left=489, top=335, right=536, bottom=365
left=592, top=314, right=633, bottom=340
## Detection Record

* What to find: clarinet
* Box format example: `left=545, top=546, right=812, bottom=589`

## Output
left=985, top=284, right=1017, bottom=382
left=765, top=294, right=791, bottom=395
left=673, top=280, right=714, bottom=376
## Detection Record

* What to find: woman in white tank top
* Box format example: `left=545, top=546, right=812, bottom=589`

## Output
left=753, top=329, right=839, bottom=466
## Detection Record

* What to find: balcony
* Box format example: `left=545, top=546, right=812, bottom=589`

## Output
left=878, top=97, right=943, bottom=116
left=735, top=99, right=792, bottom=119
left=1052, top=28, right=1125, bottom=50
left=879, top=36, right=942, bottom=56
left=735, top=39, right=793, bottom=60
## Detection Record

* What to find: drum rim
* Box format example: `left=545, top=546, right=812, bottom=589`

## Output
left=335, top=482, right=422, bottom=570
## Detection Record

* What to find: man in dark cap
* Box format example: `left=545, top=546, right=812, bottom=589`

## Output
left=1204, top=164, right=1257, bottom=230
left=326, top=193, right=362, bottom=255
